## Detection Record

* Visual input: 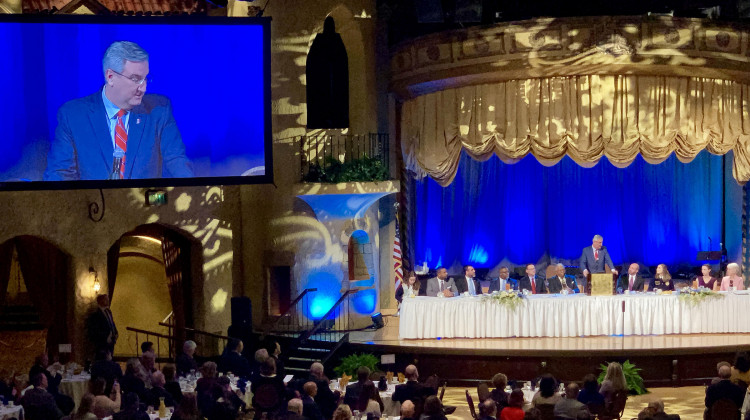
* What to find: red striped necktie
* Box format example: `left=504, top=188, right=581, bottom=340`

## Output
left=115, top=109, right=128, bottom=179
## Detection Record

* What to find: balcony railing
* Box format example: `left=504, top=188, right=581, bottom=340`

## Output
left=299, top=133, right=390, bottom=182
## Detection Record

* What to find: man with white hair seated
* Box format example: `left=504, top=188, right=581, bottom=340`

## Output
left=298, top=362, right=339, bottom=419
left=276, top=398, right=304, bottom=420
left=176, top=340, right=198, bottom=377
left=146, top=371, right=175, bottom=408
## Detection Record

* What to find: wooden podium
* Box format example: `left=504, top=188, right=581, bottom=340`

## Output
left=590, top=273, right=614, bottom=296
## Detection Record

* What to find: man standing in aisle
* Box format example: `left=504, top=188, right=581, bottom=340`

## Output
left=425, top=267, right=457, bottom=297
left=455, top=265, right=482, bottom=295
left=580, top=234, right=618, bottom=292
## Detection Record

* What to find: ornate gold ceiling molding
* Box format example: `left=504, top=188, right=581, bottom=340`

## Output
left=390, top=16, right=750, bottom=99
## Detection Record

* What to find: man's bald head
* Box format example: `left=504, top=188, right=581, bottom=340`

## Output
left=401, top=400, right=415, bottom=418
left=719, top=365, right=732, bottom=379
left=566, top=383, right=580, bottom=399
left=405, top=365, right=418, bottom=380
left=288, top=398, right=303, bottom=415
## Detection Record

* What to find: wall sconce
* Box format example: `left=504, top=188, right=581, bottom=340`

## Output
left=90, top=267, right=100, bottom=292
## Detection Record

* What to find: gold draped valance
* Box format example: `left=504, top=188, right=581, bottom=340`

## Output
left=401, top=75, right=750, bottom=186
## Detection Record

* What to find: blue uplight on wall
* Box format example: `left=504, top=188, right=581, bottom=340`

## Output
left=468, top=244, right=489, bottom=265
left=352, top=289, right=376, bottom=314
left=303, top=271, right=341, bottom=320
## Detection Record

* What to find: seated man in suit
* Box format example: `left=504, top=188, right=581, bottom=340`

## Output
left=44, top=40, right=194, bottom=181
left=705, top=365, right=744, bottom=413
left=488, top=266, right=513, bottom=293
left=580, top=234, right=619, bottom=279
left=518, top=264, right=544, bottom=294
left=425, top=267, right=458, bottom=297
left=547, top=263, right=579, bottom=294
left=343, top=366, right=372, bottom=408
left=393, top=365, right=428, bottom=405
left=455, top=265, right=482, bottom=296
left=20, top=373, right=64, bottom=420
left=617, top=263, right=645, bottom=292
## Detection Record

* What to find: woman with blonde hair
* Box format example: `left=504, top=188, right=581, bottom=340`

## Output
left=648, top=264, right=673, bottom=291
left=721, top=263, right=746, bottom=291
left=332, top=404, right=353, bottom=420
left=599, top=362, right=627, bottom=408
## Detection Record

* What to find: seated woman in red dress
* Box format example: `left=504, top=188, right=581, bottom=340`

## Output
left=500, top=389, right=525, bottom=420
left=694, top=264, right=719, bottom=290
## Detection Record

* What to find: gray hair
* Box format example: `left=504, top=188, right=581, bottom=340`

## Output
left=593, top=234, right=603, bottom=241
left=102, top=41, right=149, bottom=78
left=728, top=262, right=741, bottom=276
left=254, top=348, right=269, bottom=363
left=556, top=263, right=565, bottom=269
left=288, top=398, right=303, bottom=415
left=310, top=362, right=324, bottom=375
left=183, top=340, right=197, bottom=352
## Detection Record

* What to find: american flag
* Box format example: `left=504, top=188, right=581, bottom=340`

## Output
left=394, top=219, right=403, bottom=290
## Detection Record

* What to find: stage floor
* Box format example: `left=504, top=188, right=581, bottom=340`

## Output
left=348, top=314, right=750, bottom=356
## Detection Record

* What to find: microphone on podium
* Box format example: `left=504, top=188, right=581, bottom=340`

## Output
left=109, top=149, right=125, bottom=180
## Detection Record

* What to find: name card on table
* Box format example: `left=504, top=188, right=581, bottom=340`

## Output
left=591, top=273, right=613, bottom=296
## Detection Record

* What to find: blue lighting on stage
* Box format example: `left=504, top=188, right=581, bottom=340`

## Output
left=303, top=271, right=340, bottom=320
left=353, top=289, right=376, bottom=314
left=415, top=151, right=725, bottom=271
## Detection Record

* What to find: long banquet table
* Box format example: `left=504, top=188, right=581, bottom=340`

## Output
left=399, top=292, right=750, bottom=339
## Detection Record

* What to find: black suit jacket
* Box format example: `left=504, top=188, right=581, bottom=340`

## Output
left=518, top=275, right=543, bottom=294
left=617, top=273, right=645, bottom=292
left=455, top=276, right=483, bottom=295
left=705, top=379, right=745, bottom=409
left=87, top=307, right=118, bottom=352
left=301, top=395, right=324, bottom=420
left=20, top=387, right=64, bottom=420
left=29, top=364, right=62, bottom=396
left=542, top=277, right=564, bottom=294
left=343, top=381, right=369, bottom=409
left=218, top=351, right=251, bottom=379
left=393, top=380, right=429, bottom=404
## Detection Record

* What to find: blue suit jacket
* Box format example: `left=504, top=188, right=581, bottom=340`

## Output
left=44, top=90, right=194, bottom=181
left=580, top=246, right=615, bottom=274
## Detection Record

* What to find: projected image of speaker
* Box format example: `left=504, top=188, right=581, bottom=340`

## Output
left=371, top=312, right=384, bottom=329
left=455, top=0, right=482, bottom=22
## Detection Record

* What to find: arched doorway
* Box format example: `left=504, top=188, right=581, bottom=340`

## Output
left=0, top=236, right=71, bottom=362
left=347, top=230, right=376, bottom=315
left=106, top=224, right=202, bottom=358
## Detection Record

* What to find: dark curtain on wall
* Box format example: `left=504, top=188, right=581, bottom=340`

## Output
left=14, top=236, right=70, bottom=351
left=0, top=240, right=15, bottom=308
left=306, top=17, right=349, bottom=129
left=161, top=232, right=190, bottom=349
left=106, top=241, right=120, bottom=300
left=414, top=151, right=724, bottom=272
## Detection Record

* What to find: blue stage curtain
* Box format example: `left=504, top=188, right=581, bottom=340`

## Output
left=414, top=151, right=723, bottom=271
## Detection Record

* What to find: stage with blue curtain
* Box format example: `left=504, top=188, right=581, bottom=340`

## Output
left=414, top=150, right=726, bottom=274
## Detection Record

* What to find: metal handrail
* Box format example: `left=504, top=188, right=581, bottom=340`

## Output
left=157, top=323, right=232, bottom=341
left=264, top=288, right=318, bottom=334
left=299, top=289, right=359, bottom=343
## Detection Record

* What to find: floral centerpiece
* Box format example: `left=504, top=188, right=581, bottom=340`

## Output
left=482, top=290, right=525, bottom=310
left=678, top=288, right=724, bottom=306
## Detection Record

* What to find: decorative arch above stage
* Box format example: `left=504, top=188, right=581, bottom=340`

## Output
left=391, top=16, right=750, bottom=185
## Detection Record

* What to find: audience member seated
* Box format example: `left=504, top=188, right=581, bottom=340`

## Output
left=705, top=365, right=744, bottom=415
left=489, top=373, right=510, bottom=412
left=531, top=374, right=561, bottom=407
left=176, top=340, right=199, bottom=377
left=695, top=264, right=719, bottom=290
left=219, top=338, right=252, bottom=379
left=421, top=395, right=448, bottom=420
left=251, top=357, right=287, bottom=418
left=29, top=352, right=74, bottom=415
left=74, top=393, right=98, bottom=420
left=401, top=400, right=416, bottom=420
left=146, top=371, right=175, bottom=409
left=141, top=341, right=155, bottom=355
left=712, top=362, right=731, bottom=385
left=393, top=364, right=430, bottom=415
left=90, top=349, right=123, bottom=394
left=731, top=352, right=750, bottom=390
left=648, top=264, right=674, bottom=291
left=554, top=383, right=586, bottom=419
left=91, top=377, right=121, bottom=419
left=720, top=263, right=746, bottom=291
left=120, top=358, right=148, bottom=403
left=251, top=348, right=269, bottom=383
left=343, top=366, right=372, bottom=409
left=276, top=398, right=304, bottom=420
left=261, top=339, right=286, bottom=378
left=196, top=361, right=218, bottom=414
left=112, top=392, right=149, bottom=420
left=332, top=404, right=353, bottom=420
left=171, top=393, right=201, bottom=420
left=359, top=381, right=384, bottom=417
left=500, top=389, right=525, bottom=420
left=21, top=372, right=64, bottom=420
left=205, top=379, right=241, bottom=420
left=217, top=376, right=246, bottom=412
left=161, top=364, right=183, bottom=405
left=577, top=374, right=604, bottom=415
left=140, top=347, right=157, bottom=376
left=302, top=362, right=339, bottom=420
left=599, top=362, right=628, bottom=411
left=646, top=400, right=681, bottom=420
left=523, top=407, right=541, bottom=420
left=300, top=382, right=324, bottom=420
left=478, top=398, right=498, bottom=420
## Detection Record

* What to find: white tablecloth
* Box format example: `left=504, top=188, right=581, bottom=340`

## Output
left=399, top=292, right=750, bottom=339
left=59, top=374, right=91, bottom=410
left=0, top=405, right=23, bottom=420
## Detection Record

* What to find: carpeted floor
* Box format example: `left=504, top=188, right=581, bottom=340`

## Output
left=442, top=386, right=708, bottom=419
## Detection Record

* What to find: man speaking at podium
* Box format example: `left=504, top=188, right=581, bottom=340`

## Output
left=580, top=235, right=618, bottom=290
left=44, top=41, right=194, bottom=181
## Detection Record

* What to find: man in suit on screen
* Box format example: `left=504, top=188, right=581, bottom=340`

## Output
left=455, top=265, right=482, bottom=295
left=425, top=266, right=458, bottom=297
left=44, top=41, right=194, bottom=181
left=518, top=263, right=545, bottom=294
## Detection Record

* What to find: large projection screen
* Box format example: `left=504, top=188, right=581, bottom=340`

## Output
left=0, top=15, right=272, bottom=190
